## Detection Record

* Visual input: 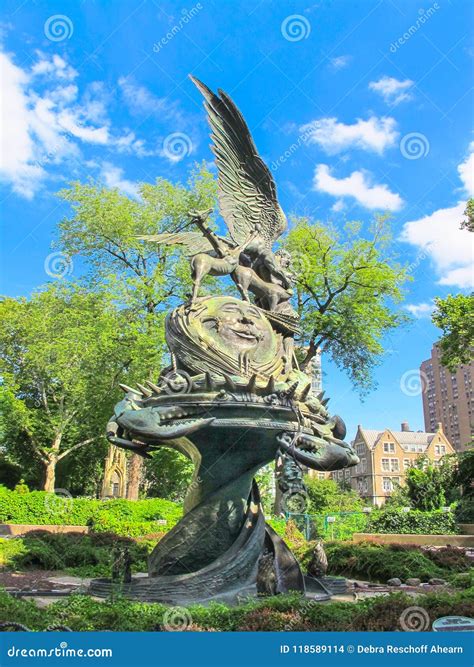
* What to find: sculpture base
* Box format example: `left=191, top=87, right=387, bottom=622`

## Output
left=88, top=575, right=334, bottom=605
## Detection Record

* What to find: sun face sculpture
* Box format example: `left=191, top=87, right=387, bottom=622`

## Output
left=166, top=296, right=285, bottom=378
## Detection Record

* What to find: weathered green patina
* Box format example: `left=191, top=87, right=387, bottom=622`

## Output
left=91, top=78, right=358, bottom=604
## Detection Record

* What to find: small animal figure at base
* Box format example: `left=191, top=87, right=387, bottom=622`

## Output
left=307, top=540, right=328, bottom=578
left=256, top=551, right=278, bottom=597
left=111, top=545, right=132, bottom=584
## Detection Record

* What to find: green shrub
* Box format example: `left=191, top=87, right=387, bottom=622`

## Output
left=0, top=533, right=151, bottom=576
left=1, top=588, right=473, bottom=632
left=455, top=497, right=474, bottom=523
left=367, top=508, right=457, bottom=535
left=322, top=541, right=445, bottom=582
left=0, top=488, right=182, bottom=537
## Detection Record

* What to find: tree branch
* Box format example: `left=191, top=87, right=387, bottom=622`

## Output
left=57, top=438, right=96, bottom=462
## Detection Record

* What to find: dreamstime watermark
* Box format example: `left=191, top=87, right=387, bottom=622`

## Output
left=400, top=132, right=430, bottom=160
left=162, top=369, right=194, bottom=395
left=7, top=642, right=112, bottom=658
left=399, top=605, right=431, bottom=631
left=406, top=249, right=427, bottom=275
left=44, top=251, right=74, bottom=279
left=281, top=15, right=311, bottom=42
left=389, top=4, right=440, bottom=53
left=281, top=488, right=309, bottom=514
left=44, top=15, right=74, bottom=42
left=400, top=369, right=429, bottom=397
left=153, top=4, right=203, bottom=53
left=44, top=488, right=74, bottom=515
left=162, top=606, right=193, bottom=631
left=162, top=132, right=193, bottom=162
left=270, top=128, right=313, bottom=172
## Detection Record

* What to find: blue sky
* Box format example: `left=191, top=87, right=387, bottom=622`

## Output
left=1, top=0, right=473, bottom=441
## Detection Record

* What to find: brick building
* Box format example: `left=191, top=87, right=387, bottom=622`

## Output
left=420, top=344, right=473, bottom=451
left=335, top=421, right=455, bottom=506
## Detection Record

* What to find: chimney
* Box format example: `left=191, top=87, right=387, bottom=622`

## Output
left=436, top=422, right=443, bottom=433
left=401, top=421, right=410, bottom=432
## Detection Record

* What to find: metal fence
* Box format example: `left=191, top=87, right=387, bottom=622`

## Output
left=286, top=511, right=370, bottom=541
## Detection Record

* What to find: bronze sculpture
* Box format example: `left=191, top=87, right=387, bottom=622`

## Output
left=91, top=77, right=358, bottom=603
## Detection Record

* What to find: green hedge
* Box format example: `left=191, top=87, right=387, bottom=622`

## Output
left=0, top=488, right=181, bottom=536
left=367, top=508, right=457, bottom=535
left=455, top=498, right=474, bottom=524
left=0, top=588, right=473, bottom=631
left=0, top=532, right=153, bottom=577
left=319, top=541, right=471, bottom=582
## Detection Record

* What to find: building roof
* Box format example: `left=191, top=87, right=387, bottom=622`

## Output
left=358, top=427, right=437, bottom=451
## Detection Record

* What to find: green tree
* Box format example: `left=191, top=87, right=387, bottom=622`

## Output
left=303, top=476, right=364, bottom=514
left=460, top=198, right=474, bottom=232
left=431, top=294, right=474, bottom=371
left=403, top=457, right=456, bottom=511
left=57, top=164, right=217, bottom=313
left=143, top=449, right=194, bottom=503
left=283, top=215, right=410, bottom=390
left=453, top=448, right=474, bottom=497
left=0, top=283, right=143, bottom=492
left=56, top=164, right=217, bottom=497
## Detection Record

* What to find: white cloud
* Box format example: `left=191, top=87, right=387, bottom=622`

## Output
left=457, top=141, right=474, bottom=196
left=118, top=77, right=181, bottom=123
left=405, top=302, right=434, bottom=318
left=369, top=76, right=413, bottom=106
left=330, top=55, right=351, bottom=70
left=0, top=51, right=156, bottom=198
left=400, top=144, right=474, bottom=290
left=314, top=164, right=403, bottom=211
left=31, top=53, right=78, bottom=81
left=331, top=199, right=346, bottom=212
left=401, top=201, right=473, bottom=289
left=0, top=52, right=45, bottom=198
left=438, top=266, right=473, bottom=288
left=99, top=162, right=139, bottom=199
left=300, top=116, right=398, bottom=155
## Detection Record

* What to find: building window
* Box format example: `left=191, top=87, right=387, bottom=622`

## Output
left=392, top=477, right=400, bottom=487
left=403, top=459, right=411, bottom=470
left=390, top=458, right=399, bottom=472
left=361, top=458, right=367, bottom=473
left=381, top=458, right=390, bottom=472
left=383, top=442, right=395, bottom=453
left=382, top=477, right=392, bottom=492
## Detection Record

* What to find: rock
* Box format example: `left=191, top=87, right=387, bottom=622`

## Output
left=387, top=577, right=402, bottom=586
left=428, top=578, right=447, bottom=586
left=406, top=578, right=421, bottom=586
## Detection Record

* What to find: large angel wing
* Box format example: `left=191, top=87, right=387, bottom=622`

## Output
left=190, top=76, right=287, bottom=249
left=136, top=232, right=213, bottom=256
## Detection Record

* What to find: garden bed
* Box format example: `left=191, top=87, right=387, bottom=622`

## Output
left=353, top=533, right=474, bottom=547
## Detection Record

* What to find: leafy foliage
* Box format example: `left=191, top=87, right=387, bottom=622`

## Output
left=431, top=293, right=474, bottom=372
left=143, top=449, right=194, bottom=503
left=460, top=198, right=474, bottom=232
left=0, top=487, right=181, bottom=536
left=0, top=283, right=147, bottom=492
left=283, top=215, right=410, bottom=391
left=57, top=164, right=218, bottom=312
left=1, top=588, right=473, bottom=632
left=0, top=532, right=150, bottom=576
left=320, top=541, right=471, bottom=582
left=367, top=508, right=457, bottom=535
left=304, top=476, right=364, bottom=514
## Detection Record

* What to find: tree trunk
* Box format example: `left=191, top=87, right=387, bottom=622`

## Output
left=126, top=454, right=142, bottom=500
left=43, top=457, right=57, bottom=492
